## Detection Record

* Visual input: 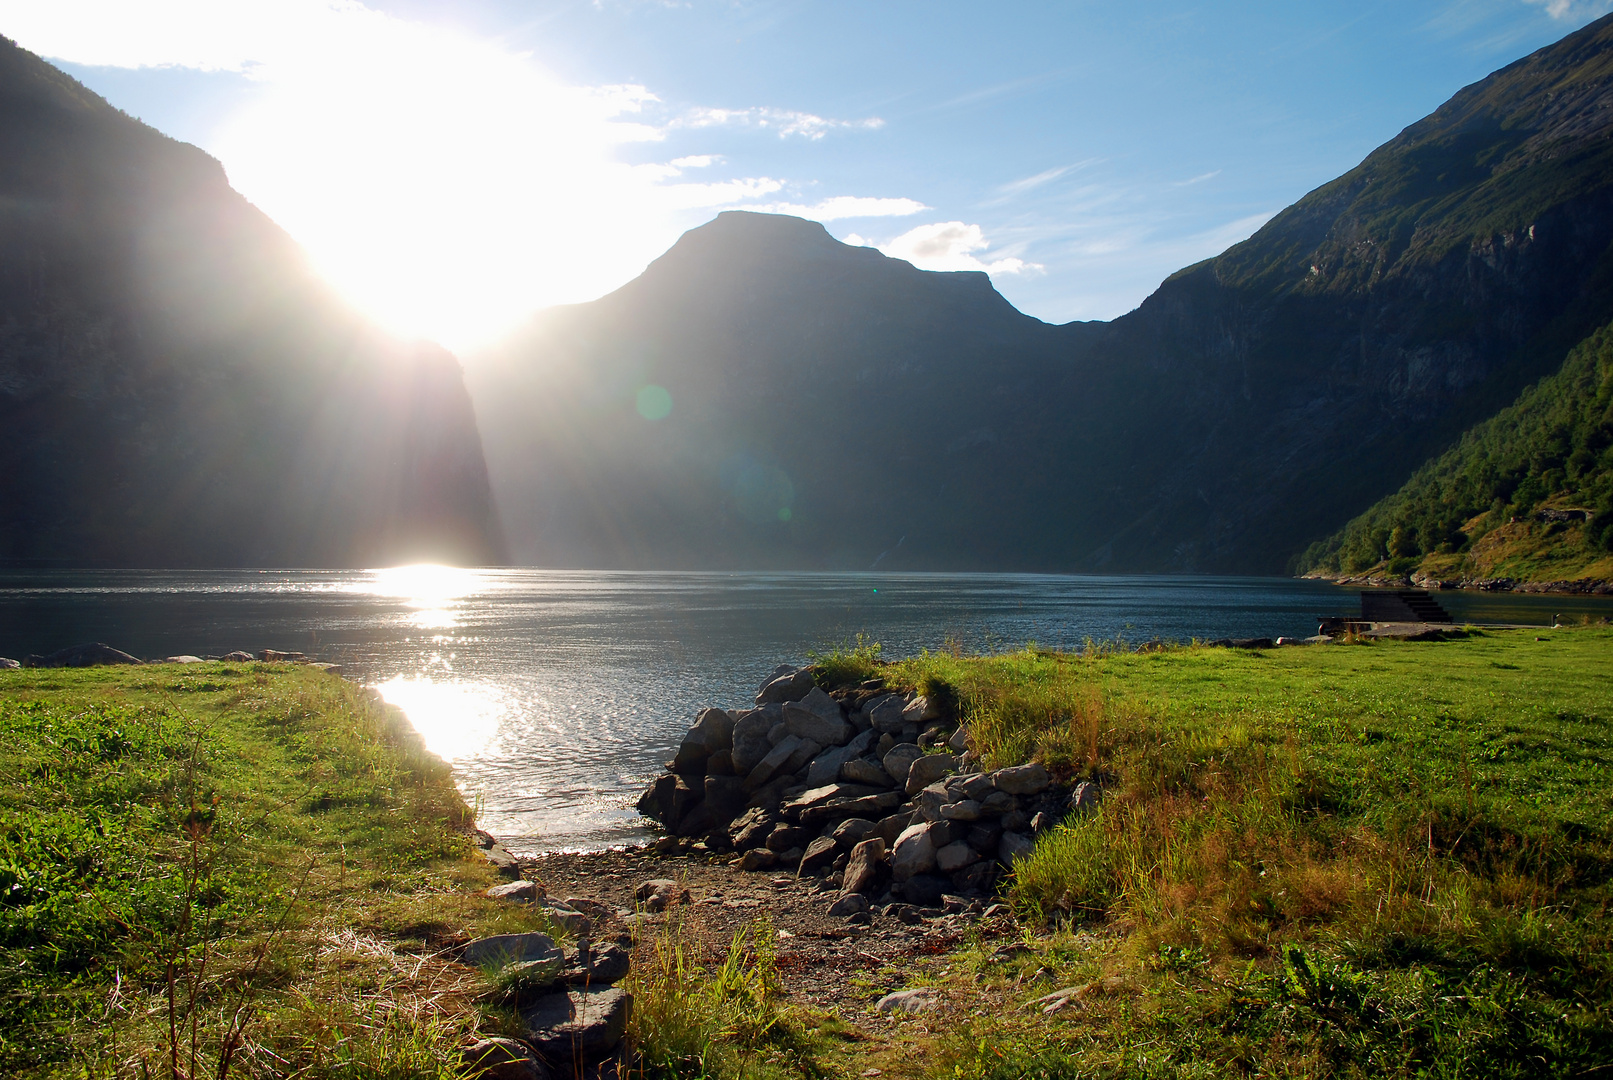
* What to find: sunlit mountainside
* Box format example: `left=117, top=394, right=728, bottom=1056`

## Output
left=470, top=13, right=1613, bottom=575
left=0, top=36, right=503, bottom=567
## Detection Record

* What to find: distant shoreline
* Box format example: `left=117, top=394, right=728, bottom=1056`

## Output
left=1303, top=571, right=1613, bottom=597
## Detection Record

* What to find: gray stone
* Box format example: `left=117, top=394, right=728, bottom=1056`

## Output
left=802, top=790, right=903, bottom=825
left=780, top=737, right=822, bottom=776
left=959, top=772, right=995, bottom=801
left=164, top=655, right=205, bottom=664
left=926, top=818, right=960, bottom=848
left=794, top=685, right=844, bottom=721
left=766, top=825, right=812, bottom=851
left=634, top=878, right=677, bottom=902
left=905, top=753, right=957, bottom=796
left=0, top=657, right=18, bottom=669
left=947, top=726, right=970, bottom=753
left=866, top=694, right=907, bottom=732
left=998, top=831, right=1036, bottom=864
left=828, top=892, right=870, bottom=917
left=705, top=749, right=734, bottom=775
left=461, top=1037, right=547, bottom=1080
left=562, top=942, right=631, bottom=986
left=901, top=696, right=932, bottom=726
left=915, top=780, right=957, bottom=821
left=25, top=642, right=143, bottom=668
left=874, top=987, right=938, bottom=1015
left=481, top=842, right=520, bottom=877
left=935, top=841, right=980, bottom=872
left=785, top=704, right=850, bottom=748
left=800, top=836, right=838, bottom=874
left=890, top=822, right=937, bottom=881
left=729, top=808, right=774, bottom=849
left=806, top=729, right=875, bottom=785
left=842, top=836, right=887, bottom=895
left=839, top=755, right=893, bottom=786
left=756, top=667, right=815, bottom=705
left=979, top=790, right=1018, bottom=816
left=670, top=727, right=709, bottom=773
left=993, top=763, right=1052, bottom=795
left=730, top=707, right=780, bottom=774
left=882, top=743, right=925, bottom=785
left=738, top=848, right=778, bottom=872
left=939, top=799, right=982, bottom=822
left=219, top=650, right=253, bottom=662
left=873, top=811, right=915, bottom=846
left=745, top=734, right=803, bottom=790
left=1073, top=780, right=1103, bottom=811
left=537, top=900, right=591, bottom=932
left=464, top=932, right=563, bottom=969
left=486, top=880, right=542, bottom=902
left=521, top=986, right=633, bottom=1062
left=966, top=822, right=1003, bottom=853
left=704, top=775, right=747, bottom=825
left=831, top=817, right=876, bottom=846
left=696, top=707, right=735, bottom=752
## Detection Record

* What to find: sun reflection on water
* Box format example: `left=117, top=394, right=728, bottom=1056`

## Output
left=373, top=675, right=505, bottom=761
left=366, top=563, right=478, bottom=629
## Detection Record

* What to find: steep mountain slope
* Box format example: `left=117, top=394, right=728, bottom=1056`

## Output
left=1297, top=319, right=1613, bottom=586
left=470, top=212, right=1101, bottom=569
left=1061, top=10, right=1613, bottom=572
left=474, top=14, right=1613, bottom=574
left=0, top=38, right=504, bottom=567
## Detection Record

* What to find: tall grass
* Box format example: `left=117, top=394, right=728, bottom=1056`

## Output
left=627, top=915, right=799, bottom=1080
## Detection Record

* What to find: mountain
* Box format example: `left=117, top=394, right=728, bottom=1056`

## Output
left=472, top=14, right=1613, bottom=574
left=0, top=37, right=504, bottom=567
left=469, top=212, right=1102, bottom=569
left=1297, top=319, right=1613, bottom=586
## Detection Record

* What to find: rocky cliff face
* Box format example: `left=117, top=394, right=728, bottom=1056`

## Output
left=0, top=37, right=504, bottom=567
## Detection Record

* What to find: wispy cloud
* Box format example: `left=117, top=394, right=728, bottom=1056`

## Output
left=1523, top=0, right=1613, bottom=18
left=1174, top=170, right=1222, bottom=186
left=671, top=106, right=885, bottom=140
left=871, top=221, right=1042, bottom=276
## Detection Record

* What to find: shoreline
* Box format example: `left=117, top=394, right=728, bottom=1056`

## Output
left=1303, top=570, right=1613, bottom=596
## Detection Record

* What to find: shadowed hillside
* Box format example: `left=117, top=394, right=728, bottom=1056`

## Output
left=0, top=37, right=504, bottom=567
left=473, top=13, right=1613, bottom=574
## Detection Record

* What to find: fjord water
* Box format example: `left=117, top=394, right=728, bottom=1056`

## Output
left=0, top=569, right=1598, bottom=852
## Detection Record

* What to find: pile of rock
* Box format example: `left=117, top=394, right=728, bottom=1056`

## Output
left=0, top=643, right=344, bottom=671
left=636, top=664, right=1099, bottom=909
left=458, top=929, right=633, bottom=1074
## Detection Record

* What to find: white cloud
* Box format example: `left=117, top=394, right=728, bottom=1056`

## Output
left=746, top=196, right=929, bottom=221
left=1175, top=170, right=1222, bottom=186
left=0, top=0, right=883, bottom=350
left=878, top=222, right=1042, bottom=275
left=1522, top=0, right=1613, bottom=18
left=672, top=106, right=885, bottom=140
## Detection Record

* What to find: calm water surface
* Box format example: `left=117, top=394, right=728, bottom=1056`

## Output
left=0, top=569, right=1603, bottom=852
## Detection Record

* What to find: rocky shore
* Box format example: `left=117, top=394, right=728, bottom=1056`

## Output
left=631, top=664, right=1098, bottom=916
left=1306, top=571, right=1613, bottom=595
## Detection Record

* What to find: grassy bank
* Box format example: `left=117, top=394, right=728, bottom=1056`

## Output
left=0, top=663, right=558, bottom=1078
left=850, top=628, right=1613, bottom=1078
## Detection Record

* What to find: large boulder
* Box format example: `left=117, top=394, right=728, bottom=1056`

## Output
left=882, top=743, right=925, bottom=785
left=743, top=733, right=803, bottom=790
left=935, top=840, right=980, bottom=872
left=842, top=836, right=887, bottom=895
left=866, top=695, right=907, bottom=732
left=562, top=941, right=631, bottom=986
left=669, top=727, right=709, bottom=774
left=805, top=729, right=874, bottom=784
left=905, top=753, right=957, bottom=796
left=998, top=830, right=1036, bottom=864
left=756, top=666, right=815, bottom=705
left=461, top=1038, right=547, bottom=1080
left=993, top=763, right=1052, bottom=795
left=704, top=775, right=747, bottom=826
left=24, top=642, right=143, bottom=668
left=635, top=774, right=678, bottom=823
left=730, top=707, right=781, bottom=774
left=464, top=932, right=563, bottom=969
left=696, top=707, right=735, bottom=752
left=831, top=817, right=877, bottom=846
left=890, top=822, right=938, bottom=881
left=521, top=987, right=633, bottom=1063
left=799, top=835, right=838, bottom=874
left=839, top=755, right=893, bottom=786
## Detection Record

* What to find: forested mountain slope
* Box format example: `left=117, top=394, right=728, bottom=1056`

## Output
left=0, top=37, right=504, bottom=567
left=1298, top=320, right=1613, bottom=586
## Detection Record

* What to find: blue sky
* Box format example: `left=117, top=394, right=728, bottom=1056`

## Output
left=3, top=1, right=1608, bottom=349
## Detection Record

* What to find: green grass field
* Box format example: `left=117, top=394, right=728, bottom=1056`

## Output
left=0, top=662, right=562, bottom=1079
left=873, top=627, right=1613, bottom=1078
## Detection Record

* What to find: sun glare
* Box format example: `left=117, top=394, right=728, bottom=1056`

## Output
left=373, top=675, right=504, bottom=761
left=366, top=563, right=478, bottom=629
